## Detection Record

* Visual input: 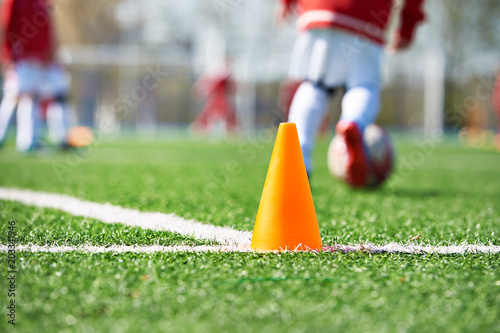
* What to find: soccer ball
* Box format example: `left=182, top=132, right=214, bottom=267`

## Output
left=327, top=124, right=394, bottom=187
left=66, top=126, right=94, bottom=148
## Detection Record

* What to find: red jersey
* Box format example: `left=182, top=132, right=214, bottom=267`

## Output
left=282, top=0, right=425, bottom=45
left=195, top=71, right=234, bottom=102
left=1, top=0, right=53, bottom=63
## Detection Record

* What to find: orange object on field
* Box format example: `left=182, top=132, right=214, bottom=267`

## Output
left=66, top=126, right=93, bottom=148
left=251, top=123, right=322, bottom=251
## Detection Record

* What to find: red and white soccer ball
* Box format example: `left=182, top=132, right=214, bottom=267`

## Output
left=327, top=124, right=394, bottom=187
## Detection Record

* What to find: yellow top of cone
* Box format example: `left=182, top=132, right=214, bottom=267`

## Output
left=251, top=123, right=322, bottom=251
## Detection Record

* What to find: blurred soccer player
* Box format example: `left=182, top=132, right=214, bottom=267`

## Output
left=0, top=0, right=54, bottom=152
left=277, top=0, right=425, bottom=185
left=190, top=60, right=239, bottom=135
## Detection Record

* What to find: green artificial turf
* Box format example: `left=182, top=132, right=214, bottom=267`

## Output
left=0, top=132, right=500, bottom=332
left=0, top=134, right=499, bottom=246
left=0, top=251, right=499, bottom=333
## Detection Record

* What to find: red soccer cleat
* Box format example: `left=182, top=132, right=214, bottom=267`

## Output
left=335, top=120, right=370, bottom=188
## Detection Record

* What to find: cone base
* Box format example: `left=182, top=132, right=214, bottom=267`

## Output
left=251, top=239, right=322, bottom=252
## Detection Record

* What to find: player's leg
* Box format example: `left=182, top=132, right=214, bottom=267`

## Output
left=14, top=61, right=43, bottom=152
left=16, top=93, right=41, bottom=152
left=46, top=64, right=72, bottom=146
left=339, top=34, right=382, bottom=132
left=192, top=104, right=212, bottom=128
left=223, top=100, right=239, bottom=132
left=0, top=68, right=20, bottom=145
left=335, top=32, right=383, bottom=186
left=47, top=97, right=70, bottom=145
left=288, top=81, right=329, bottom=174
left=288, top=29, right=344, bottom=175
left=337, top=84, right=380, bottom=186
left=190, top=98, right=218, bottom=135
left=0, top=94, right=18, bottom=146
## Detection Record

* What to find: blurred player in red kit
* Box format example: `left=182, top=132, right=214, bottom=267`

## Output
left=0, top=0, right=56, bottom=152
left=277, top=0, right=425, bottom=184
left=191, top=60, right=239, bottom=135
left=493, top=70, right=500, bottom=151
left=0, top=0, right=72, bottom=151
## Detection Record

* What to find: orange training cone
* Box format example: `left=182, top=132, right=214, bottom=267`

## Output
left=251, top=122, right=322, bottom=251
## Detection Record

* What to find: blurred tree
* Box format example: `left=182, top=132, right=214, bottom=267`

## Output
left=54, top=0, right=122, bottom=45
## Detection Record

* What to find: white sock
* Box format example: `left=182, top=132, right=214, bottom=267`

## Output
left=288, top=81, right=329, bottom=173
left=340, top=85, right=380, bottom=132
left=47, top=102, right=70, bottom=144
left=0, top=94, right=18, bottom=143
left=16, top=95, right=40, bottom=152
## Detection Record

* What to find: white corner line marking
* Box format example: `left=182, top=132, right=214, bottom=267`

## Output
left=0, top=244, right=251, bottom=253
left=0, top=187, right=253, bottom=247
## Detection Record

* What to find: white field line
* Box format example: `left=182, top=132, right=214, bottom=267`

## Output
left=0, top=187, right=499, bottom=255
left=0, top=187, right=252, bottom=246
left=0, top=243, right=499, bottom=254
left=0, top=244, right=250, bottom=253
left=324, top=243, right=500, bottom=255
